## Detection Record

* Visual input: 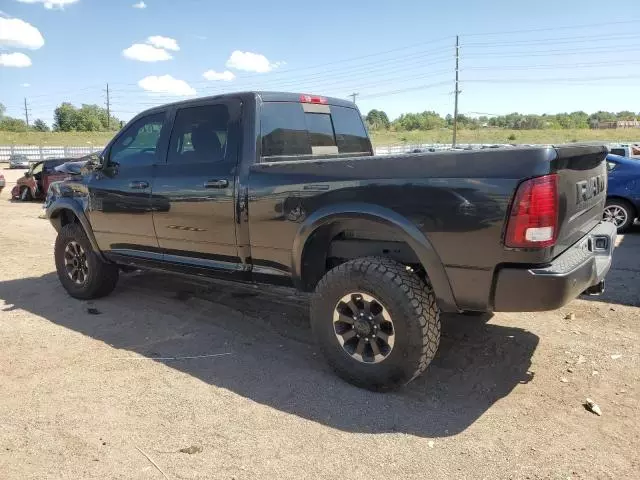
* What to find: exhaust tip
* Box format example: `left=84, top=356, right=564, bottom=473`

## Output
left=583, top=280, right=605, bottom=296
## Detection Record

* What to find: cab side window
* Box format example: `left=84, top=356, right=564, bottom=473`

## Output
left=109, top=112, right=166, bottom=166
left=167, top=104, right=230, bottom=164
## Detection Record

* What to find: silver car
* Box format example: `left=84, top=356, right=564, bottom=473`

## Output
left=9, top=154, right=31, bottom=169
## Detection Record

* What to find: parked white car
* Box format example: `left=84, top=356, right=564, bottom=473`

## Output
left=608, top=144, right=640, bottom=159
left=8, top=154, right=32, bottom=169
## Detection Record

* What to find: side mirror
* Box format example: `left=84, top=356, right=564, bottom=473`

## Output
left=87, top=152, right=105, bottom=169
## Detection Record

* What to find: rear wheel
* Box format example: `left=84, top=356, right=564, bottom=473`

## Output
left=603, top=199, right=635, bottom=233
left=311, top=257, right=440, bottom=391
left=54, top=223, right=119, bottom=299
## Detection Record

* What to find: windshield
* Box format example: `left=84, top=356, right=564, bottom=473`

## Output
left=29, top=162, right=44, bottom=176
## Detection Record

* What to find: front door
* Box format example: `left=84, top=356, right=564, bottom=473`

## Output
left=151, top=99, right=241, bottom=269
left=87, top=111, right=169, bottom=255
left=41, top=160, right=67, bottom=198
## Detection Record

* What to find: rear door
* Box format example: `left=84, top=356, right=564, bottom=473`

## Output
left=151, top=99, right=241, bottom=269
left=87, top=111, right=169, bottom=254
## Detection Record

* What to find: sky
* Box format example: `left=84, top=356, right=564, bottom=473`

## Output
left=1, top=0, right=640, bottom=126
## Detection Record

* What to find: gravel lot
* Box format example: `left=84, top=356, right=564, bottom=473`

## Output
left=0, top=166, right=638, bottom=479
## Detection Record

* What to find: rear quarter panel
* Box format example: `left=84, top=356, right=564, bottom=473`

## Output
left=247, top=148, right=565, bottom=310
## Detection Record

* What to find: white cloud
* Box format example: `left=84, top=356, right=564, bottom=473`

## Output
left=138, top=75, right=196, bottom=96
left=147, top=35, right=179, bottom=51
left=202, top=70, right=235, bottom=82
left=0, top=18, right=45, bottom=50
left=225, top=50, right=281, bottom=73
left=132, top=1, right=146, bottom=8
left=21, top=83, right=31, bottom=87
left=123, top=43, right=172, bottom=62
left=0, top=52, right=32, bottom=68
left=16, top=0, right=80, bottom=9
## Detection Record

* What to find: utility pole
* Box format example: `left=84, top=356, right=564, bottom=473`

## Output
left=349, top=92, right=359, bottom=105
left=452, top=35, right=460, bottom=147
left=105, top=83, right=110, bottom=128
left=24, top=97, right=30, bottom=127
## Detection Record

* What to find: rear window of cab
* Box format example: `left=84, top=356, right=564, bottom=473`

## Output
left=260, top=102, right=372, bottom=161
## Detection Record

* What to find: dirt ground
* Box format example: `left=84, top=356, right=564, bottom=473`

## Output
left=0, top=166, right=638, bottom=480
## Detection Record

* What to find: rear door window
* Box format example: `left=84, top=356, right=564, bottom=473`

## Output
left=260, top=102, right=371, bottom=161
left=167, top=104, right=230, bottom=164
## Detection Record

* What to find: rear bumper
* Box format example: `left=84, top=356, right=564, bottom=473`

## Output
left=493, top=221, right=616, bottom=312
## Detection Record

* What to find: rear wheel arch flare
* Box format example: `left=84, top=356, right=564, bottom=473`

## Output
left=292, top=204, right=458, bottom=312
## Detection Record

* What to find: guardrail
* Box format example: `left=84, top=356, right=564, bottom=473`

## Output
left=0, top=145, right=104, bottom=162
left=373, top=143, right=516, bottom=155
left=0, top=143, right=516, bottom=162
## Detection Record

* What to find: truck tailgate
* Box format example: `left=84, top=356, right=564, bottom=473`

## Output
left=552, top=145, right=608, bottom=257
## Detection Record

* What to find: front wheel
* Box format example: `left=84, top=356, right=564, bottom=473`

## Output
left=603, top=199, right=635, bottom=233
left=54, top=223, right=119, bottom=299
left=311, top=257, right=441, bottom=391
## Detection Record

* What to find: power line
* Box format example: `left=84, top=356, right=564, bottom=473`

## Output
left=465, top=74, right=640, bottom=84
left=462, top=18, right=640, bottom=38
left=462, top=59, right=640, bottom=71
left=358, top=80, right=451, bottom=100
left=464, top=44, right=640, bottom=59
left=461, top=32, right=640, bottom=47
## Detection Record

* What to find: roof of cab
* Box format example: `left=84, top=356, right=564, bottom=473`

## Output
left=135, top=91, right=355, bottom=117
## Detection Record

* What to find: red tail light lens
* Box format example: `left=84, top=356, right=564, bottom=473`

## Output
left=300, top=94, right=328, bottom=104
left=505, top=174, right=558, bottom=248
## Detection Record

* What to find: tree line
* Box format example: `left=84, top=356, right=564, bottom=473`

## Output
left=365, top=109, right=640, bottom=131
left=0, top=102, right=121, bottom=132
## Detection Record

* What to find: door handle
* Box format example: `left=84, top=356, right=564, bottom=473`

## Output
left=129, top=181, right=149, bottom=190
left=204, top=179, right=229, bottom=189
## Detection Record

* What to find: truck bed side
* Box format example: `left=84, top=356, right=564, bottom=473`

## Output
left=246, top=145, right=607, bottom=312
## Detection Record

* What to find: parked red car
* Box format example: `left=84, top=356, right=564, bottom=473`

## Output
left=11, top=158, right=71, bottom=201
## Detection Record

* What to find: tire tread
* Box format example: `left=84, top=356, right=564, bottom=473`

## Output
left=312, top=256, right=440, bottom=390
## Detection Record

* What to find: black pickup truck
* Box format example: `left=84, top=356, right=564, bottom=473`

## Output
left=46, top=92, right=616, bottom=391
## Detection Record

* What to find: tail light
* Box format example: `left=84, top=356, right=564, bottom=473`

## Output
left=505, top=174, right=558, bottom=248
left=300, top=94, right=328, bottom=104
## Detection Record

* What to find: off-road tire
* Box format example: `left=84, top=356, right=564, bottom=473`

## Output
left=311, top=256, right=440, bottom=391
left=54, top=223, right=119, bottom=299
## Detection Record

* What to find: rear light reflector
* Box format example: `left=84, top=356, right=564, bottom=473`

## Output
left=505, top=174, right=558, bottom=248
left=300, top=94, right=328, bottom=104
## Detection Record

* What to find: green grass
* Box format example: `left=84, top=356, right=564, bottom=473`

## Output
left=2, top=128, right=639, bottom=148
left=0, top=131, right=115, bottom=146
left=369, top=128, right=640, bottom=146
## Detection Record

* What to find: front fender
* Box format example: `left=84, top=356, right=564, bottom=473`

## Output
left=291, top=202, right=459, bottom=312
left=47, top=197, right=104, bottom=259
